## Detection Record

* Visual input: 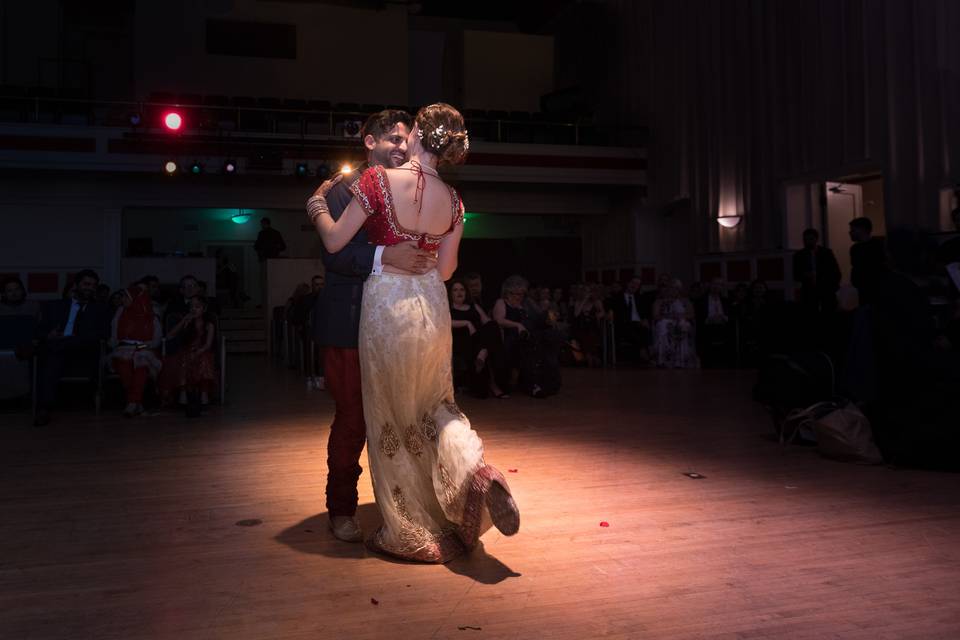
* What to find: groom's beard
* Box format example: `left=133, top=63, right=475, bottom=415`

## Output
left=370, top=147, right=407, bottom=168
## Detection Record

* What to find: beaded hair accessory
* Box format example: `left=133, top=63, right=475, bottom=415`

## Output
left=417, top=124, right=469, bottom=153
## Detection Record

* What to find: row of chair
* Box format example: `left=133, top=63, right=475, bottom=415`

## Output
left=0, top=313, right=226, bottom=419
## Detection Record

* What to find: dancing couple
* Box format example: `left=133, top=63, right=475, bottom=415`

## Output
left=308, top=104, right=519, bottom=563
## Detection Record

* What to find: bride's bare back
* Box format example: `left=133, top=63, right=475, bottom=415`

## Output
left=383, top=167, right=457, bottom=237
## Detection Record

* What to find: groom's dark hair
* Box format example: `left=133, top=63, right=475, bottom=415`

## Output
left=361, top=109, right=413, bottom=141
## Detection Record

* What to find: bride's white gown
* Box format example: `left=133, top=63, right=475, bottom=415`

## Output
left=349, top=166, right=517, bottom=563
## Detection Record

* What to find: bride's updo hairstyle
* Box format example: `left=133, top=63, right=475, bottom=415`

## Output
left=415, top=103, right=469, bottom=166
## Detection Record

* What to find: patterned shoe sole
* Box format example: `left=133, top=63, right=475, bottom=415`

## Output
left=486, top=481, right=520, bottom=536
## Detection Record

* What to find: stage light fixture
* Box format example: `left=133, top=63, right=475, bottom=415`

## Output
left=190, top=161, right=203, bottom=175
left=295, top=162, right=309, bottom=178
left=340, top=163, right=352, bottom=175
left=223, top=160, right=237, bottom=174
left=163, top=112, right=183, bottom=131
left=129, top=113, right=142, bottom=127
left=163, top=160, right=178, bottom=175
left=316, top=162, right=331, bottom=179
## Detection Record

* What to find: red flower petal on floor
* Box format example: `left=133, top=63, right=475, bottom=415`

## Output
left=599, top=521, right=610, bottom=527
left=371, top=598, right=379, bottom=605
left=508, top=469, right=518, bottom=473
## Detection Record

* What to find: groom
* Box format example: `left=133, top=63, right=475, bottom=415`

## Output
left=312, top=110, right=438, bottom=542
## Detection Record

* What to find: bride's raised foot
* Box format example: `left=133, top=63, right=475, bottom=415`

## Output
left=486, top=480, right=520, bottom=536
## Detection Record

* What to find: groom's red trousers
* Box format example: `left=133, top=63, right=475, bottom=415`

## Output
left=323, top=347, right=367, bottom=518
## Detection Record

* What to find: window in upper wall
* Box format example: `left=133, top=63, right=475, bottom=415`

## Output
left=206, top=19, right=297, bottom=59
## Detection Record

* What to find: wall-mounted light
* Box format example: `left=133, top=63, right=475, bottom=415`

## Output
left=231, top=208, right=252, bottom=224
left=717, top=214, right=743, bottom=228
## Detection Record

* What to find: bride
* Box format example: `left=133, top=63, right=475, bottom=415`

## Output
left=307, top=103, right=519, bottom=563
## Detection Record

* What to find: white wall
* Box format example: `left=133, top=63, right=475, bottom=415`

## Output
left=0, top=204, right=106, bottom=268
left=133, top=0, right=409, bottom=104
left=463, top=31, right=554, bottom=112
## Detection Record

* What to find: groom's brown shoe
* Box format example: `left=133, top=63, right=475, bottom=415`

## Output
left=329, top=516, right=364, bottom=543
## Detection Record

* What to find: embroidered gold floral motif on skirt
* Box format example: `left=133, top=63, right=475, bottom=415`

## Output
left=359, top=271, right=492, bottom=562
left=389, top=485, right=454, bottom=559
left=380, top=426, right=401, bottom=458
left=403, top=424, right=424, bottom=456
left=442, top=399, right=467, bottom=422
left=421, top=413, right=438, bottom=441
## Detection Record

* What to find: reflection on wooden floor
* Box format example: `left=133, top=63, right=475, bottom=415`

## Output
left=2, top=357, right=960, bottom=639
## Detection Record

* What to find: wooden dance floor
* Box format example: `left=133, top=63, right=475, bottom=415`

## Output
left=2, top=357, right=960, bottom=639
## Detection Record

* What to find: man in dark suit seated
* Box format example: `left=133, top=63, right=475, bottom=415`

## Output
left=34, top=269, right=111, bottom=425
left=605, top=277, right=651, bottom=363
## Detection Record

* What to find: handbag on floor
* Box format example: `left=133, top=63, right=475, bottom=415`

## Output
left=784, top=400, right=883, bottom=464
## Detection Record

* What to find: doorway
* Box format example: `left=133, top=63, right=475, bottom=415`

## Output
left=824, top=176, right=885, bottom=285
left=206, top=244, right=248, bottom=309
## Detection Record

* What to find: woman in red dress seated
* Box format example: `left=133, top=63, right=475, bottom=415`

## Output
left=110, top=284, right=162, bottom=417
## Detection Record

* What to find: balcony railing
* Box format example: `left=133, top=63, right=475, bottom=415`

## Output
left=0, top=88, right=648, bottom=148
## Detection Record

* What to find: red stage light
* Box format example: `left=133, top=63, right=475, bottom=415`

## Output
left=164, top=112, right=183, bottom=131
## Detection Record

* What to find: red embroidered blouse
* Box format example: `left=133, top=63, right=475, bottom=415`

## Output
left=348, top=165, right=464, bottom=252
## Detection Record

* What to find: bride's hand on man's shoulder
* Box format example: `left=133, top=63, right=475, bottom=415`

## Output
left=312, top=174, right=343, bottom=198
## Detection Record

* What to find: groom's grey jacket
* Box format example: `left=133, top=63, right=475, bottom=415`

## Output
left=311, top=166, right=375, bottom=349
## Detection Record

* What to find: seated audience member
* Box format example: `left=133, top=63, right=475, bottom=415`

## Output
left=34, top=269, right=111, bottom=425
left=0, top=276, right=38, bottom=401
left=551, top=287, right=569, bottom=323
left=165, top=275, right=200, bottom=326
left=493, top=275, right=530, bottom=388
left=109, top=290, right=125, bottom=312
left=570, top=283, right=606, bottom=367
left=729, top=282, right=750, bottom=319
left=96, top=283, right=111, bottom=305
left=304, top=274, right=326, bottom=390
left=605, top=276, right=651, bottom=363
left=2, top=276, right=37, bottom=317
left=110, top=284, right=162, bottom=417
left=652, top=279, right=699, bottom=369
left=688, top=281, right=705, bottom=305
left=523, top=284, right=550, bottom=330
left=137, top=275, right=163, bottom=320
left=449, top=279, right=507, bottom=398
left=463, top=271, right=495, bottom=313
left=550, top=286, right=572, bottom=341
left=159, top=295, right=218, bottom=408
left=696, top=277, right=732, bottom=367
